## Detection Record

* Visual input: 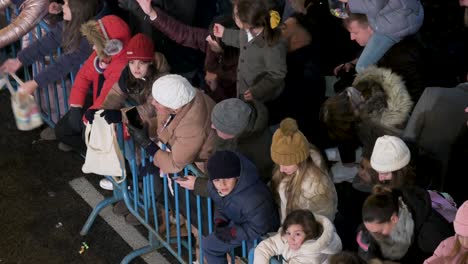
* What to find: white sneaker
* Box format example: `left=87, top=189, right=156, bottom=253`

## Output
left=99, top=178, right=113, bottom=191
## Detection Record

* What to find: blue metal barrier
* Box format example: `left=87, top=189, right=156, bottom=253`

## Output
left=3, top=6, right=262, bottom=264
left=4, top=6, right=72, bottom=127
left=80, top=124, right=259, bottom=264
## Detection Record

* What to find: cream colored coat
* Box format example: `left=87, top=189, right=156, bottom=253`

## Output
left=277, top=149, right=338, bottom=222
left=254, top=214, right=342, bottom=264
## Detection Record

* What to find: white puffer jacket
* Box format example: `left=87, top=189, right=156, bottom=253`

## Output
left=253, top=214, right=342, bottom=264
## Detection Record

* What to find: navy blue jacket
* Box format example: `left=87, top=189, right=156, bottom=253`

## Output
left=18, top=22, right=91, bottom=89
left=208, top=152, right=279, bottom=243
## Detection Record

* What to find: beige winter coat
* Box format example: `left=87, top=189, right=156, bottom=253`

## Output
left=254, top=214, right=342, bottom=264
left=277, top=148, right=338, bottom=222
left=152, top=90, right=216, bottom=173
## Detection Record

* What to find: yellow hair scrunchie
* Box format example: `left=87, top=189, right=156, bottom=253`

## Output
left=269, top=10, right=281, bottom=29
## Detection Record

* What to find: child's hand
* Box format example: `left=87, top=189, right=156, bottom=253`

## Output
left=243, top=90, right=253, bottom=101
left=0, top=58, right=22, bottom=74
left=175, top=175, right=196, bottom=190
left=18, top=80, right=38, bottom=95
left=213, top=23, right=225, bottom=38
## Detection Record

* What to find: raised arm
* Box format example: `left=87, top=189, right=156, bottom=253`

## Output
left=136, top=0, right=208, bottom=52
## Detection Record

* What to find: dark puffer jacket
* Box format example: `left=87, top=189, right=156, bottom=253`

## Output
left=207, top=152, right=279, bottom=244
left=358, top=187, right=453, bottom=264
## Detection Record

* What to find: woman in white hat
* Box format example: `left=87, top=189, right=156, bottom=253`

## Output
left=370, top=135, right=416, bottom=188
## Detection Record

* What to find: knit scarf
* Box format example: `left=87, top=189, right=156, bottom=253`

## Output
left=374, top=199, right=414, bottom=260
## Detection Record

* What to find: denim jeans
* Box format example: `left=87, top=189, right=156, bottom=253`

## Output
left=356, top=33, right=397, bottom=73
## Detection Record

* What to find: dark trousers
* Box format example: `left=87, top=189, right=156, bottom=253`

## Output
left=54, top=110, right=86, bottom=152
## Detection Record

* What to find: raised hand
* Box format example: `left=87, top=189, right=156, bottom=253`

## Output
left=213, top=23, right=225, bottom=38
left=135, top=0, right=155, bottom=17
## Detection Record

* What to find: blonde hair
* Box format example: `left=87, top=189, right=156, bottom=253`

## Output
left=271, top=145, right=329, bottom=215
left=449, top=235, right=468, bottom=263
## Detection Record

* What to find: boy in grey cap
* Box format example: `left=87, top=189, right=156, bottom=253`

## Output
left=175, top=98, right=273, bottom=196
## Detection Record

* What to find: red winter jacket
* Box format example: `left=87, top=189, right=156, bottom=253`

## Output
left=68, top=50, right=128, bottom=110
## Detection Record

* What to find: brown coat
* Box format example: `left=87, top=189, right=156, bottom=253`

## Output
left=153, top=91, right=217, bottom=173
left=222, top=28, right=287, bottom=102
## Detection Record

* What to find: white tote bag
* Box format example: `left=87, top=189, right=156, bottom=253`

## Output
left=3, top=73, right=43, bottom=131
left=82, top=110, right=126, bottom=182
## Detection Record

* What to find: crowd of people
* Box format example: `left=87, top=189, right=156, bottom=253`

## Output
left=1, top=0, right=467, bottom=263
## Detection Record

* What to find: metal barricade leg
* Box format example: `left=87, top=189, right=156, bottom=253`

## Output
left=80, top=182, right=123, bottom=236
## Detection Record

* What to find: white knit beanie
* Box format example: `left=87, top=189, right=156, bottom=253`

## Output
left=370, top=135, right=410, bottom=172
left=152, top=74, right=196, bottom=109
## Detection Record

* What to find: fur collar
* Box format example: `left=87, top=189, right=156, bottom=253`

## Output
left=81, top=19, right=106, bottom=59
left=374, top=199, right=414, bottom=260
left=353, top=66, right=413, bottom=128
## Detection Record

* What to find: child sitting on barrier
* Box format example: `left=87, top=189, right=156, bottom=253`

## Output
left=254, top=209, right=342, bottom=264
left=203, top=150, right=280, bottom=264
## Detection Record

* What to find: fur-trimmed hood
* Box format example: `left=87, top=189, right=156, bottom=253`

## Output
left=353, top=66, right=413, bottom=128
left=80, top=15, right=131, bottom=59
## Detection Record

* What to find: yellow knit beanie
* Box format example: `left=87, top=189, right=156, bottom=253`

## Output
left=271, top=118, right=309, bottom=166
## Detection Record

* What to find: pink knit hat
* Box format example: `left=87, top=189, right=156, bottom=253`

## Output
left=454, top=201, right=468, bottom=236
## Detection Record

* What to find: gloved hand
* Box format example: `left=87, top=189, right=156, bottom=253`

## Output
left=84, top=108, right=98, bottom=124
left=215, top=224, right=236, bottom=243
left=100, top=109, right=122, bottom=124
left=68, top=107, right=83, bottom=132
left=127, top=123, right=160, bottom=156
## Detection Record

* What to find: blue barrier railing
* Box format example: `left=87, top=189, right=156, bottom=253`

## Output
left=79, top=124, right=259, bottom=264
left=5, top=6, right=72, bottom=127
left=3, top=7, right=266, bottom=264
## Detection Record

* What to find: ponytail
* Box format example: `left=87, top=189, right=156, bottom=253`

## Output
left=263, top=10, right=282, bottom=46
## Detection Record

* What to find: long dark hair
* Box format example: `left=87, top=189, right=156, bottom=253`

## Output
left=63, top=0, right=99, bottom=53
left=235, top=0, right=282, bottom=46
left=281, top=209, right=323, bottom=240
left=126, top=63, right=158, bottom=103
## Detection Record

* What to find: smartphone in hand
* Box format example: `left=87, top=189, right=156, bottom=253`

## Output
left=125, top=107, right=144, bottom=129
left=173, top=176, right=188, bottom=181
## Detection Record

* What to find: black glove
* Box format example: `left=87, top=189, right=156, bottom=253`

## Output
left=215, top=225, right=236, bottom=243
left=127, top=123, right=160, bottom=156
left=100, top=109, right=122, bottom=124
left=84, top=108, right=98, bottom=124
left=68, top=107, right=83, bottom=132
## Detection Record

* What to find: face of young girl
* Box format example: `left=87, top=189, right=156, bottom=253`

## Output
left=129, top=60, right=150, bottom=79
left=285, top=224, right=306, bottom=251
left=63, top=0, right=71, bottom=21
left=280, top=164, right=298, bottom=176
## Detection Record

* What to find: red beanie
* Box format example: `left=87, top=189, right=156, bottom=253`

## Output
left=126, top=33, right=154, bottom=61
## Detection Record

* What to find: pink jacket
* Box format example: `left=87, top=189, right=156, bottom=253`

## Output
left=424, top=236, right=468, bottom=264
